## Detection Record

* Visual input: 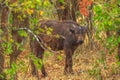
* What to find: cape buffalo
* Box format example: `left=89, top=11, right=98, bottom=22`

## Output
left=30, top=20, right=87, bottom=77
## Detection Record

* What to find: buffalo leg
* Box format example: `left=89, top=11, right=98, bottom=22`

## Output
left=30, top=44, right=47, bottom=77
left=30, top=58, right=38, bottom=76
left=30, top=41, right=38, bottom=76
left=36, top=47, right=47, bottom=77
left=64, top=47, right=73, bottom=74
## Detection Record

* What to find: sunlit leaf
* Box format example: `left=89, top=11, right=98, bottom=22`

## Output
left=18, top=30, right=27, bottom=37
left=39, top=10, right=44, bottom=16
left=59, top=0, right=64, bottom=4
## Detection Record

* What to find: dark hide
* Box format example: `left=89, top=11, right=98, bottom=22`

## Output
left=30, top=20, right=86, bottom=77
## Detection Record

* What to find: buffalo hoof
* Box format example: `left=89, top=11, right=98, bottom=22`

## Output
left=41, top=73, right=48, bottom=77
left=64, top=70, right=74, bottom=75
left=32, top=71, right=38, bottom=76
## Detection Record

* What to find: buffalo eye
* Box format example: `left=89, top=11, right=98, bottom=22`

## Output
left=70, top=28, right=75, bottom=34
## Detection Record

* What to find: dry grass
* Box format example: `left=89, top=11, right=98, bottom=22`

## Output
left=4, top=41, right=120, bottom=80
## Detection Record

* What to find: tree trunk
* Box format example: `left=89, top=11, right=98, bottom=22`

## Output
left=55, top=0, right=78, bottom=21
left=117, top=30, right=120, bottom=61
left=118, top=43, right=120, bottom=61
left=71, top=0, right=78, bottom=22
left=55, top=0, right=70, bottom=20
left=0, top=1, right=9, bottom=79
left=86, top=3, right=94, bottom=49
left=9, top=1, right=29, bottom=80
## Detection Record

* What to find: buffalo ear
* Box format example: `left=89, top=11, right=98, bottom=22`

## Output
left=70, top=28, right=75, bottom=34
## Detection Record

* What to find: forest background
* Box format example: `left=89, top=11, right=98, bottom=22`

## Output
left=0, top=0, right=120, bottom=80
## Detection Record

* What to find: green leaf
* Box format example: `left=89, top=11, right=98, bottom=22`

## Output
left=0, top=29, right=3, bottom=35
left=57, top=55, right=63, bottom=61
left=107, top=36, right=114, bottom=43
left=18, top=30, right=27, bottom=37
left=44, top=1, right=51, bottom=7
left=118, top=36, right=120, bottom=42
left=94, top=5, right=102, bottom=15
left=46, top=27, right=53, bottom=35
left=116, top=61, right=120, bottom=66
left=5, top=42, right=13, bottom=55
left=59, top=0, right=64, bottom=4
left=0, top=74, right=4, bottom=79
left=30, top=54, right=43, bottom=69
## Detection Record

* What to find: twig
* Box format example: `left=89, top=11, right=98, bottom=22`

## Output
left=18, top=27, right=58, bottom=54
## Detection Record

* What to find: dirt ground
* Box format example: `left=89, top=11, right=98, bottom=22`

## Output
left=14, top=43, right=120, bottom=80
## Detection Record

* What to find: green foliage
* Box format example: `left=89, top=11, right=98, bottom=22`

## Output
left=88, top=51, right=109, bottom=79
left=0, top=74, right=4, bottom=80
left=105, top=36, right=118, bottom=49
left=46, top=27, right=53, bottom=35
left=30, top=54, right=43, bottom=69
left=4, top=61, right=24, bottom=80
left=44, top=51, right=53, bottom=57
left=1, top=0, right=60, bottom=79
left=88, top=64, right=102, bottom=80
left=58, top=0, right=64, bottom=4
left=41, top=1, right=55, bottom=18
left=94, top=0, right=120, bottom=54
left=57, top=55, right=63, bottom=61
left=0, top=72, right=6, bottom=80
left=93, top=0, right=120, bottom=77
left=1, top=42, right=13, bottom=55
left=0, top=29, right=3, bottom=35
left=116, top=61, right=120, bottom=67
left=94, top=1, right=120, bottom=33
left=5, top=62, right=18, bottom=80
left=16, top=42, right=25, bottom=51
left=18, top=30, right=28, bottom=37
